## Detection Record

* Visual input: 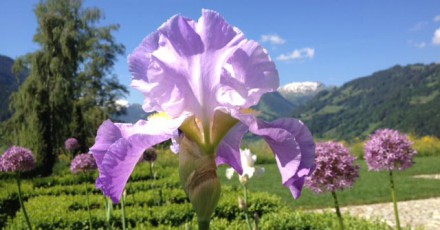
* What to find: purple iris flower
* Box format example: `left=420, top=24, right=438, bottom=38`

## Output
left=89, top=9, right=315, bottom=203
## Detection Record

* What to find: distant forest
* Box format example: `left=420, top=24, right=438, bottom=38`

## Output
left=295, top=63, right=440, bottom=140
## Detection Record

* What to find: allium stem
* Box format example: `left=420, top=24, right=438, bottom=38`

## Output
left=16, top=173, right=32, bottom=230
left=149, top=162, right=159, bottom=205
left=389, top=170, right=401, bottom=230
left=83, top=180, right=93, bottom=230
left=149, top=161, right=154, bottom=180
left=104, top=196, right=112, bottom=230
left=242, top=184, right=253, bottom=230
left=121, top=191, right=127, bottom=230
left=331, top=191, right=344, bottom=230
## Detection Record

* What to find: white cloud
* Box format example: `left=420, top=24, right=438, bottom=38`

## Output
left=260, top=34, right=286, bottom=45
left=115, top=99, right=129, bottom=108
left=432, top=28, right=440, bottom=45
left=434, top=15, right=440, bottom=22
left=277, top=48, right=315, bottom=61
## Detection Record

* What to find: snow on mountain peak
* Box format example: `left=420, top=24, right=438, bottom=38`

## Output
left=278, top=81, right=323, bottom=94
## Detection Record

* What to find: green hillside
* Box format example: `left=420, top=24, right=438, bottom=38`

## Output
left=253, top=91, right=295, bottom=121
left=295, top=63, right=440, bottom=139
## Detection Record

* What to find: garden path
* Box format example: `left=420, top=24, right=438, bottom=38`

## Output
left=313, top=174, right=440, bottom=230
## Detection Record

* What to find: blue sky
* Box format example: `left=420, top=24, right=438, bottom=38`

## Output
left=1, top=0, right=440, bottom=104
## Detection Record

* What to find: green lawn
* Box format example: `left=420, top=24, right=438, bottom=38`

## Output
left=218, top=156, right=440, bottom=210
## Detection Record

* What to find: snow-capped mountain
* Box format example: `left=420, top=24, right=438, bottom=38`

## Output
left=278, top=81, right=325, bottom=95
left=277, top=81, right=326, bottom=107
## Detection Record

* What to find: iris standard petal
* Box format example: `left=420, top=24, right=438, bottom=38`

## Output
left=90, top=118, right=183, bottom=203
left=128, top=9, right=278, bottom=122
left=233, top=114, right=315, bottom=199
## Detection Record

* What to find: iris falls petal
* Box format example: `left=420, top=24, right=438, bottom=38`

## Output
left=90, top=118, right=183, bottom=203
left=232, top=114, right=316, bottom=198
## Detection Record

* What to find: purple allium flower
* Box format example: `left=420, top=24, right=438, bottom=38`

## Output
left=70, top=153, right=97, bottom=174
left=364, top=129, right=417, bottom=171
left=143, top=148, right=157, bottom=162
left=305, top=142, right=359, bottom=194
left=65, top=137, right=79, bottom=151
left=90, top=9, right=315, bottom=203
left=0, top=146, right=36, bottom=172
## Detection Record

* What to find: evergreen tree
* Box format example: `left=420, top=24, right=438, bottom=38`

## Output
left=5, top=0, right=127, bottom=175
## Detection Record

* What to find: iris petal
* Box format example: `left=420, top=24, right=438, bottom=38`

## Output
left=231, top=113, right=316, bottom=199
left=90, top=118, right=183, bottom=203
left=128, top=9, right=278, bottom=121
left=215, top=122, right=247, bottom=175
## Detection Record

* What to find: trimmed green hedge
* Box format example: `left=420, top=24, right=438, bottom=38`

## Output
left=5, top=188, right=390, bottom=229
left=1, top=150, right=391, bottom=229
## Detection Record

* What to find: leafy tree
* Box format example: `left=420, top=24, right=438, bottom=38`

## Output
left=5, top=0, right=127, bottom=175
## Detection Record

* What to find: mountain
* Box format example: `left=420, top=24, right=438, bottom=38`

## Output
left=278, top=81, right=327, bottom=107
left=252, top=81, right=327, bottom=121
left=113, top=103, right=148, bottom=123
left=0, top=55, right=27, bottom=121
left=253, top=91, right=295, bottom=121
left=295, top=63, right=440, bottom=139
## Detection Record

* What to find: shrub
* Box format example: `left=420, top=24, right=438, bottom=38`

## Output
left=411, top=135, right=440, bottom=157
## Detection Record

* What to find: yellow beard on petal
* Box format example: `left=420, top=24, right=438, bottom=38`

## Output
left=239, top=108, right=261, bottom=116
left=147, top=112, right=172, bottom=121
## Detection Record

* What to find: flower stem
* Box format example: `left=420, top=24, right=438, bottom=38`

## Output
left=242, top=184, right=253, bottom=230
left=149, top=161, right=154, bottom=180
left=104, top=196, right=112, bottom=230
left=16, top=173, right=32, bottom=230
left=149, top=162, right=158, bottom=205
left=198, top=220, right=210, bottom=230
left=121, top=191, right=127, bottom=230
left=84, top=180, right=93, bottom=230
left=331, top=191, right=344, bottom=230
left=389, top=170, right=401, bottom=230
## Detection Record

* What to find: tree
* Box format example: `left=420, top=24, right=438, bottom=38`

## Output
left=5, top=0, right=127, bottom=175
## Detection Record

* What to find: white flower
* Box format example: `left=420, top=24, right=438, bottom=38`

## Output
left=225, top=148, right=265, bottom=184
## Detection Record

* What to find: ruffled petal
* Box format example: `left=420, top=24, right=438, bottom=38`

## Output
left=89, top=117, right=184, bottom=203
left=217, top=40, right=279, bottom=109
left=233, top=114, right=315, bottom=199
left=215, top=123, right=247, bottom=175
left=128, top=9, right=278, bottom=122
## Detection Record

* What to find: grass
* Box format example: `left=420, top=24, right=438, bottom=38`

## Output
left=218, top=156, right=440, bottom=210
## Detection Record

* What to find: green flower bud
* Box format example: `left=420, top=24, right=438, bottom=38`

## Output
left=178, top=135, right=221, bottom=228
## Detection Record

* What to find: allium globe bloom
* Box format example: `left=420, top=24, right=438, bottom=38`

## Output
left=143, top=148, right=157, bottom=162
left=90, top=9, right=315, bottom=203
left=226, top=148, right=264, bottom=184
left=70, top=153, right=97, bottom=174
left=305, top=142, right=359, bottom=194
left=364, top=129, right=417, bottom=171
left=65, top=138, right=80, bottom=151
left=0, top=146, right=36, bottom=172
